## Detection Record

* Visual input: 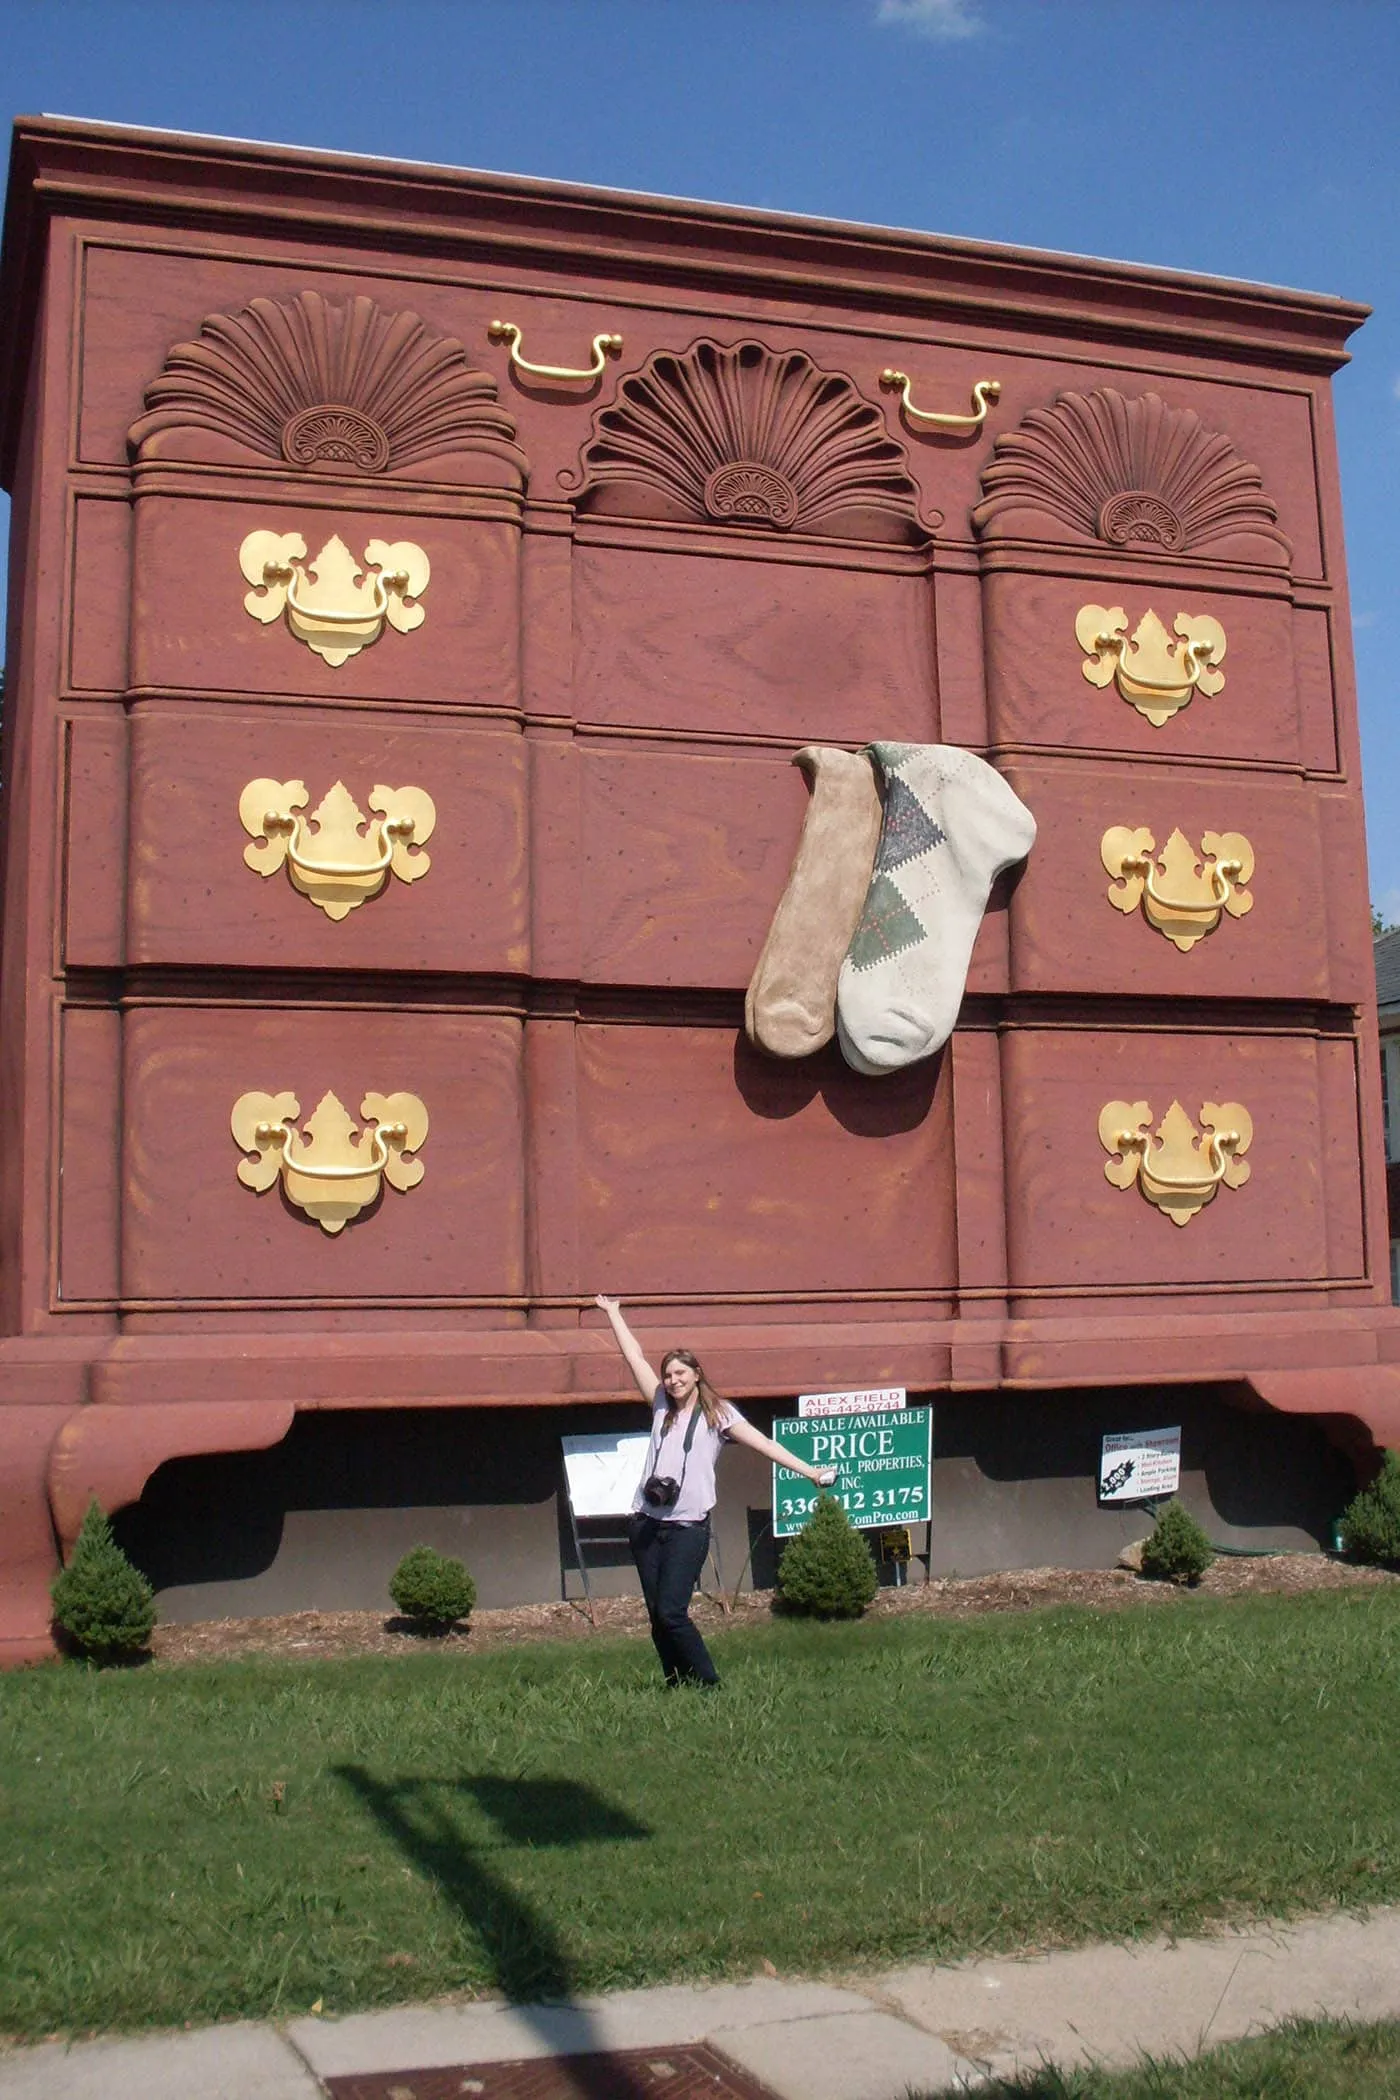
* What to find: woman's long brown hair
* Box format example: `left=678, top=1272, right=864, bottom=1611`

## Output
left=659, top=1348, right=727, bottom=1431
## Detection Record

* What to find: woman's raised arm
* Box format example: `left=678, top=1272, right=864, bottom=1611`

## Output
left=594, top=1294, right=661, bottom=1404
left=726, top=1415, right=837, bottom=1488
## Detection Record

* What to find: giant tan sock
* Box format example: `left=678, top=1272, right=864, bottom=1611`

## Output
left=745, top=746, right=882, bottom=1058
left=836, top=742, right=1036, bottom=1075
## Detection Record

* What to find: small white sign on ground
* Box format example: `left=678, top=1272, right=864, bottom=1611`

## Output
left=1099, top=1426, right=1182, bottom=1504
left=798, top=1386, right=907, bottom=1419
left=561, top=1432, right=651, bottom=1518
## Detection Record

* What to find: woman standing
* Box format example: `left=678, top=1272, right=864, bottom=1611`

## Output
left=595, top=1294, right=837, bottom=1688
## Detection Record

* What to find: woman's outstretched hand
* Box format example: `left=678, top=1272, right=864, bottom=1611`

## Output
left=593, top=1295, right=658, bottom=1401
left=815, top=1467, right=838, bottom=1488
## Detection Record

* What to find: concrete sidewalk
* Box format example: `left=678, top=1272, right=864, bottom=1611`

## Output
left=4, top=1906, right=1400, bottom=2099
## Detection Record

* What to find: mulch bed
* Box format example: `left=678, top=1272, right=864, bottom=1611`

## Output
left=148, top=1554, right=1398, bottom=1668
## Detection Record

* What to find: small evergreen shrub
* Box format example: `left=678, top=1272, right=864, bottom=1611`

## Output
left=1139, top=1499, right=1215, bottom=1586
left=775, top=1495, right=878, bottom=1619
left=50, top=1500, right=157, bottom=1659
left=1338, top=1449, right=1400, bottom=1567
left=389, top=1545, right=476, bottom=1631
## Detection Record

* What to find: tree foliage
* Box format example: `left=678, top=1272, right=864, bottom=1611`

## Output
left=1340, top=1449, right=1400, bottom=1567
left=1139, top=1499, right=1215, bottom=1585
left=50, top=1499, right=157, bottom=1659
left=776, top=1494, right=879, bottom=1618
left=389, top=1544, right=477, bottom=1630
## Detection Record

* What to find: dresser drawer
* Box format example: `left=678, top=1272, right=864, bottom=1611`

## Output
left=982, top=568, right=1303, bottom=766
left=572, top=541, right=937, bottom=746
left=1001, top=1024, right=1363, bottom=1298
left=119, top=1006, right=524, bottom=1305
left=123, top=704, right=528, bottom=972
left=129, top=494, right=519, bottom=710
left=573, top=742, right=1013, bottom=995
left=574, top=1025, right=956, bottom=1304
left=1001, top=759, right=1335, bottom=1000
left=577, top=743, right=806, bottom=989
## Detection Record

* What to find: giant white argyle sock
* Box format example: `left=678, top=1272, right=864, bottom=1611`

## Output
left=745, top=746, right=883, bottom=1058
left=836, top=743, right=1036, bottom=1075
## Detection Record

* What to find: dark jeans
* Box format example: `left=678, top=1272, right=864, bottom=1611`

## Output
left=628, top=1514, right=718, bottom=1685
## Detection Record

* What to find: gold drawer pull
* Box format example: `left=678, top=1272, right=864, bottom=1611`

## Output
left=1099, top=1099, right=1252, bottom=1227
left=261, top=1119, right=398, bottom=1178
left=1077, top=605, right=1226, bottom=727
left=283, top=565, right=400, bottom=624
left=278, top=809, right=413, bottom=880
left=1136, top=854, right=1242, bottom=914
left=1101, top=827, right=1253, bottom=951
left=232, top=1089, right=427, bottom=1235
left=241, top=780, right=435, bottom=921
left=239, top=531, right=430, bottom=667
left=1137, top=1128, right=1237, bottom=1194
left=488, top=318, right=622, bottom=383
left=880, top=370, right=1000, bottom=432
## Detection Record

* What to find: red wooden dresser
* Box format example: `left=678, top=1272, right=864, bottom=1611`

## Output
left=0, top=118, right=1393, bottom=1654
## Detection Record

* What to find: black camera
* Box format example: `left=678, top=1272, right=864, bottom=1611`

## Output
left=641, top=1473, right=681, bottom=1508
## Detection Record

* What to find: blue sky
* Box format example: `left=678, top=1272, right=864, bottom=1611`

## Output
left=4, top=0, right=1398, bottom=905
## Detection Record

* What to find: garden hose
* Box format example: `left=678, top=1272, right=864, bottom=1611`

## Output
left=1137, top=1498, right=1332, bottom=1560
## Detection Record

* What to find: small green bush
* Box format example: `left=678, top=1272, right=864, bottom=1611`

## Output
left=50, top=1500, right=157, bottom=1659
left=775, top=1495, right=878, bottom=1619
left=1339, top=1449, right=1400, bottom=1567
left=1139, top=1499, right=1215, bottom=1586
left=389, top=1545, right=476, bottom=1631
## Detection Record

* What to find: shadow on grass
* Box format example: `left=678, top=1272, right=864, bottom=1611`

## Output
left=336, top=1766, right=654, bottom=2100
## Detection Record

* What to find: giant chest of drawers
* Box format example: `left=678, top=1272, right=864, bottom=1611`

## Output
left=0, top=117, right=1396, bottom=1655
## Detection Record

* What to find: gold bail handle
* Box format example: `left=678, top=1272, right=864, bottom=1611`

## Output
left=488, top=319, right=623, bottom=383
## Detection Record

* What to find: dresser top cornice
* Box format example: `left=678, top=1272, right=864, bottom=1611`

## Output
left=0, top=112, right=1372, bottom=484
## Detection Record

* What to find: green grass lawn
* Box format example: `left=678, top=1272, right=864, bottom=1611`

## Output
left=4, top=1590, right=1400, bottom=2039
left=921, top=2017, right=1400, bottom=2097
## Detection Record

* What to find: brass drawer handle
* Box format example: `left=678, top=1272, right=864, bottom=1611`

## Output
left=1100, top=1099, right=1252, bottom=1226
left=1078, top=605, right=1227, bottom=727
left=1101, top=827, right=1253, bottom=951
left=239, top=531, right=430, bottom=667
left=1136, top=1127, right=1238, bottom=1194
left=488, top=318, right=622, bottom=383
left=880, top=370, right=1000, bottom=432
left=232, top=1089, right=428, bottom=1235
left=1133, top=853, right=1242, bottom=914
left=241, top=780, right=435, bottom=921
left=275, top=808, right=413, bottom=881
left=283, top=564, right=400, bottom=624
left=261, top=1117, right=397, bottom=1178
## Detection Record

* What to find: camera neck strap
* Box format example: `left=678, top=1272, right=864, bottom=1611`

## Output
left=659, top=1395, right=706, bottom=1492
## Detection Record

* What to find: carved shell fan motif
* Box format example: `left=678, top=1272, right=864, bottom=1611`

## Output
left=129, top=290, right=526, bottom=488
left=572, top=339, right=932, bottom=543
left=972, top=387, right=1291, bottom=568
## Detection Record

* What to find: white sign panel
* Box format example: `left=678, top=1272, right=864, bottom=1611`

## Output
left=1099, top=1426, right=1182, bottom=1504
left=561, top=1432, right=651, bottom=1518
left=798, top=1386, right=907, bottom=1419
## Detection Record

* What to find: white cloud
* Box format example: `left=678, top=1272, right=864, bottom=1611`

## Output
left=1393, top=373, right=1400, bottom=401
left=876, top=0, right=984, bottom=40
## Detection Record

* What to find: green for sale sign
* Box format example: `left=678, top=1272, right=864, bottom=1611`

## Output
left=772, top=1405, right=932, bottom=1538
